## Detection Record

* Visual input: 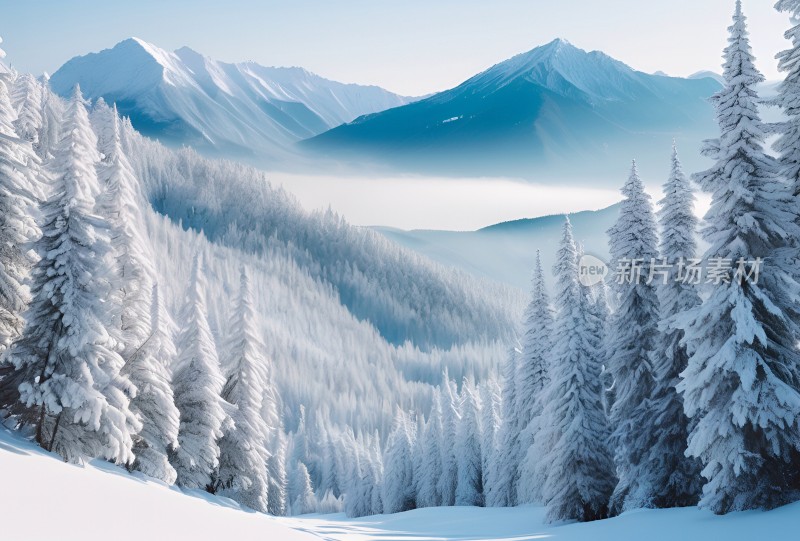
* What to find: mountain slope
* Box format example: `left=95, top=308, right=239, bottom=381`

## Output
left=49, top=38, right=413, bottom=161
left=0, top=427, right=316, bottom=541
left=304, top=39, right=722, bottom=181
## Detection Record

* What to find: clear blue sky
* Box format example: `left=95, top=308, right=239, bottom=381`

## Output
left=0, top=0, right=790, bottom=96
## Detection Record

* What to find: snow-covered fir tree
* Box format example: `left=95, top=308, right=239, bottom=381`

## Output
left=536, top=218, right=616, bottom=523
left=5, top=86, right=140, bottom=464
left=0, top=56, right=39, bottom=355
left=268, top=430, right=289, bottom=516
left=96, top=107, right=155, bottom=360
left=677, top=0, right=800, bottom=513
left=11, top=74, right=42, bottom=150
left=641, top=144, right=702, bottom=508
left=90, top=98, right=117, bottom=161
left=487, top=345, right=520, bottom=507
left=123, top=283, right=180, bottom=483
left=438, top=372, right=460, bottom=506
left=171, top=254, right=228, bottom=490
left=605, top=161, right=662, bottom=513
left=288, top=460, right=317, bottom=515
left=35, top=75, right=62, bottom=161
left=416, top=389, right=444, bottom=508
left=774, top=0, right=800, bottom=202
left=216, top=268, right=271, bottom=513
left=382, top=409, right=416, bottom=513
left=516, top=250, right=554, bottom=504
left=455, top=378, right=483, bottom=507
left=479, top=379, right=501, bottom=505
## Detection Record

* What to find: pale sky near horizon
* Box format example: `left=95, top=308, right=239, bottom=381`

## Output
left=0, top=0, right=792, bottom=96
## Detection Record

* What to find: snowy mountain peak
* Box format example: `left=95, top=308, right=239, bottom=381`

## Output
left=50, top=39, right=415, bottom=160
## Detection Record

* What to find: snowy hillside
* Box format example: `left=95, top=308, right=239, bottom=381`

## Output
left=0, top=427, right=316, bottom=541
left=304, top=39, right=722, bottom=180
left=2, top=425, right=797, bottom=541
left=49, top=38, right=414, bottom=162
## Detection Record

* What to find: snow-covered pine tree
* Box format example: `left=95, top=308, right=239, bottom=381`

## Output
left=438, top=371, right=460, bottom=506
left=123, top=283, right=180, bottom=483
left=455, top=378, right=483, bottom=507
left=487, top=344, right=520, bottom=507
left=774, top=0, right=800, bottom=201
left=479, top=379, right=501, bottom=506
left=0, top=54, right=39, bottom=356
left=676, top=0, right=800, bottom=513
left=382, top=409, right=416, bottom=513
left=96, top=107, right=155, bottom=360
left=216, top=268, right=271, bottom=513
left=369, top=430, right=384, bottom=514
left=90, top=98, right=116, bottom=162
left=261, top=339, right=283, bottom=510
left=605, top=161, right=662, bottom=513
left=416, top=389, right=443, bottom=508
left=171, top=254, right=227, bottom=490
left=11, top=74, right=42, bottom=150
left=288, top=460, right=317, bottom=515
left=5, top=86, right=140, bottom=464
left=35, top=75, right=62, bottom=161
left=593, top=282, right=616, bottom=418
left=538, top=218, right=616, bottom=523
left=637, top=144, right=702, bottom=508
left=268, top=429, right=289, bottom=516
left=516, top=250, right=555, bottom=504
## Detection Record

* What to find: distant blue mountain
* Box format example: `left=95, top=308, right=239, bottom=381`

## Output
left=374, top=204, right=621, bottom=292
left=304, top=39, right=722, bottom=181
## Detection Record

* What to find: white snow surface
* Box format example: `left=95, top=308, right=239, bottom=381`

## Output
left=0, top=427, right=315, bottom=541
left=2, top=426, right=797, bottom=540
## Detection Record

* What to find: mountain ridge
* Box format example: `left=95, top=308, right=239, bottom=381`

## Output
left=49, top=38, right=414, bottom=161
left=304, top=39, right=722, bottom=181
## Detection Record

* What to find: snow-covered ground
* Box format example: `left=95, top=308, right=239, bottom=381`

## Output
left=0, top=427, right=315, bottom=541
left=2, top=425, right=797, bottom=541
left=289, top=503, right=799, bottom=541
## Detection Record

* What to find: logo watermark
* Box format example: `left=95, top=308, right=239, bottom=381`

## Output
left=576, top=255, right=764, bottom=287
left=579, top=255, right=609, bottom=287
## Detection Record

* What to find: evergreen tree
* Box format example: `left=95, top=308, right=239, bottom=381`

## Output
left=382, top=409, right=416, bottom=513
left=268, top=430, right=289, bottom=516
left=11, top=74, right=42, bottom=150
left=677, top=1, right=800, bottom=513
left=438, top=372, right=460, bottom=506
left=488, top=345, right=520, bottom=507
left=35, top=75, right=62, bottom=161
left=416, top=390, right=443, bottom=508
left=479, top=379, right=501, bottom=506
left=288, top=460, right=317, bottom=515
left=516, top=250, right=555, bottom=504
left=124, top=283, right=180, bottom=483
left=171, top=254, right=227, bottom=490
left=605, top=161, right=662, bottom=513
left=455, top=379, right=484, bottom=507
left=5, top=86, right=140, bottom=464
left=96, top=107, right=155, bottom=360
left=774, top=0, right=800, bottom=201
left=90, top=98, right=116, bottom=161
left=216, top=268, right=271, bottom=513
left=638, top=144, right=702, bottom=508
left=537, top=218, right=616, bottom=523
left=0, top=57, right=39, bottom=356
